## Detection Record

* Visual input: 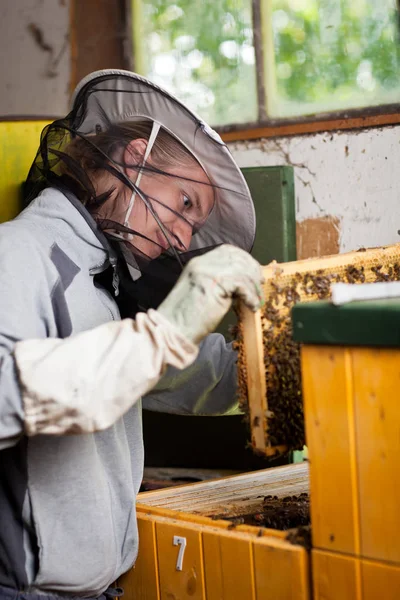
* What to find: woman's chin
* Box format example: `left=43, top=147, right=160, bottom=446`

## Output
left=148, top=246, right=164, bottom=260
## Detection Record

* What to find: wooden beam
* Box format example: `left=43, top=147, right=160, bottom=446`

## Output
left=221, top=112, right=400, bottom=143
left=69, top=0, right=130, bottom=92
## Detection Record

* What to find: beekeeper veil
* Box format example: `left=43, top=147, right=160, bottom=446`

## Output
left=25, top=69, right=256, bottom=312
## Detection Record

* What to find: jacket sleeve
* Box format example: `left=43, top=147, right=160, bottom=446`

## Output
left=142, top=333, right=242, bottom=416
left=15, top=312, right=198, bottom=436
left=0, top=233, right=198, bottom=447
left=0, top=230, right=52, bottom=450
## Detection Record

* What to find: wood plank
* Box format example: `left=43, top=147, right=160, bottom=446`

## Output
left=118, top=513, right=160, bottom=600
left=301, top=346, right=360, bottom=554
left=203, top=529, right=256, bottom=600
left=138, top=505, right=239, bottom=530
left=241, top=304, right=269, bottom=452
left=352, top=348, right=400, bottom=563
left=312, top=550, right=361, bottom=600
left=253, top=536, right=310, bottom=599
left=137, top=463, right=308, bottom=518
left=262, top=243, right=400, bottom=281
left=69, top=0, right=128, bottom=90
left=143, top=467, right=242, bottom=481
left=220, top=112, right=400, bottom=143
left=362, top=559, right=400, bottom=600
left=156, top=520, right=206, bottom=600
left=137, top=504, right=288, bottom=540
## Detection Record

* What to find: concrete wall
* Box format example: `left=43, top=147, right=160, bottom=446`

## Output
left=0, top=0, right=70, bottom=117
left=229, top=125, right=400, bottom=258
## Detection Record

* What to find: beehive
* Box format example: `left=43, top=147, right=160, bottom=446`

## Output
left=118, top=463, right=311, bottom=600
left=237, top=243, right=400, bottom=457
left=293, top=297, right=400, bottom=599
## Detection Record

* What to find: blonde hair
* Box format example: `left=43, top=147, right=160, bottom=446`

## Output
left=59, top=120, right=203, bottom=206
left=64, top=120, right=198, bottom=189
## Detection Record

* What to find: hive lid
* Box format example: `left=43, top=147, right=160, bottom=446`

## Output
left=293, top=298, right=400, bottom=347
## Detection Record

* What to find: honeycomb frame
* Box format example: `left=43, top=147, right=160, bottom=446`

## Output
left=238, top=243, right=400, bottom=457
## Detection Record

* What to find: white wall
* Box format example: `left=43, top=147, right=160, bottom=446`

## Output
left=229, top=125, right=400, bottom=253
left=0, top=0, right=70, bottom=117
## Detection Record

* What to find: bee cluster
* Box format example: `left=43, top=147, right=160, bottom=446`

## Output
left=216, top=493, right=310, bottom=531
left=235, top=252, right=400, bottom=456
left=231, top=313, right=249, bottom=417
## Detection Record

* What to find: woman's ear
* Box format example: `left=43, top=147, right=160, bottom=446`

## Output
left=123, top=138, right=148, bottom=179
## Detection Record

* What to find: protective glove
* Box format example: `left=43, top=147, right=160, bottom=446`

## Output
left=158, top=244, right=264, bottom=345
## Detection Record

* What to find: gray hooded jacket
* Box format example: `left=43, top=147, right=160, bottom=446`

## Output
left=0, top=188, right=239, bottom=597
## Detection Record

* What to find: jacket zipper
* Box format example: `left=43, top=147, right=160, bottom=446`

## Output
left=110, top=257, right=120, bottom=297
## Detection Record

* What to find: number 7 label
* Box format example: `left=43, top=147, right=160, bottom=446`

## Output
left=173, top=535, right=187, bottom=571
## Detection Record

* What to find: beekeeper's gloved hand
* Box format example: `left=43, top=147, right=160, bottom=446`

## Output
left=158, top=244, right=264, bottom=345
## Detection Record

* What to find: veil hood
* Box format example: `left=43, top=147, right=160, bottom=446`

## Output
left=71, top=69, right=256, bottom=253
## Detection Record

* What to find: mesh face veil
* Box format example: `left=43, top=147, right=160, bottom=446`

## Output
left=24, top=70, right=256, bottom=315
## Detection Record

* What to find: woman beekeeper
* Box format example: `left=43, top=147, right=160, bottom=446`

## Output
left=0, top=70, right=263, bottom=599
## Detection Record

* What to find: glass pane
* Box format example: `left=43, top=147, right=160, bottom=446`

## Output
left=264, top=0, right=400, bottom=118
left=132, top=0, right=257, bottom=126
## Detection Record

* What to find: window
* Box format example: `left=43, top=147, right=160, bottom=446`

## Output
left=132, top=0, right=257, bottom=125
left=267, top=0, right=400, bottom=118
left=132, top=0, right=400, bottom=128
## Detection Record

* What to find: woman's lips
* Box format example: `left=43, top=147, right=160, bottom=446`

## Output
left=156, top=231, right=169, bottom=250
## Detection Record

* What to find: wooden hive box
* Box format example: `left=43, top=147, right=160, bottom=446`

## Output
left=293, top=297, right=400, bottom=600
left=238, top=242, right=400, bottom=457
left=118, top=462, right=311, bottom=600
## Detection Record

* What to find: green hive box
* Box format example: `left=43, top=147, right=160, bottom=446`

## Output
left=243, top=165, right=296, bottom=265
left=292, top=298, right=400, bottom=347
left=217, top=165, right=296, bottom=339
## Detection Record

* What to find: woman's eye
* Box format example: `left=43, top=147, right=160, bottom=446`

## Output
left=183, top=194, right=193, bottom=209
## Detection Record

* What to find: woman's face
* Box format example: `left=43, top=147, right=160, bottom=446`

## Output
left=93, top=138, right=215, bottom=260
left=127, top=161, right=214, bottom=259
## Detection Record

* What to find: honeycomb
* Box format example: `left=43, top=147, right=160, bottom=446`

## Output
left=235, top=244, right=400, bottom=457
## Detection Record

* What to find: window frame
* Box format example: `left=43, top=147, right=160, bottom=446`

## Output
left=220, top=0, right=400, bottom=141
left=218, top=104, right=400, bottom=142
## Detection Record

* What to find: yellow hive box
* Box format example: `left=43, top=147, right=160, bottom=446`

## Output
left=293, top=297, right=400, bottom=573
left=312, top=549, right=400, bottom=600
left=119, top=460, right=400, bottom=599
left=118, top=463, right=311, bottom=600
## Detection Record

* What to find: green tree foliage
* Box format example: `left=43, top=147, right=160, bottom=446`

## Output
left=135, top=0, right=400, bottom=124
left=271, top=0, right=400, bottom=116
left=137, top=0, right=257, bottom=125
